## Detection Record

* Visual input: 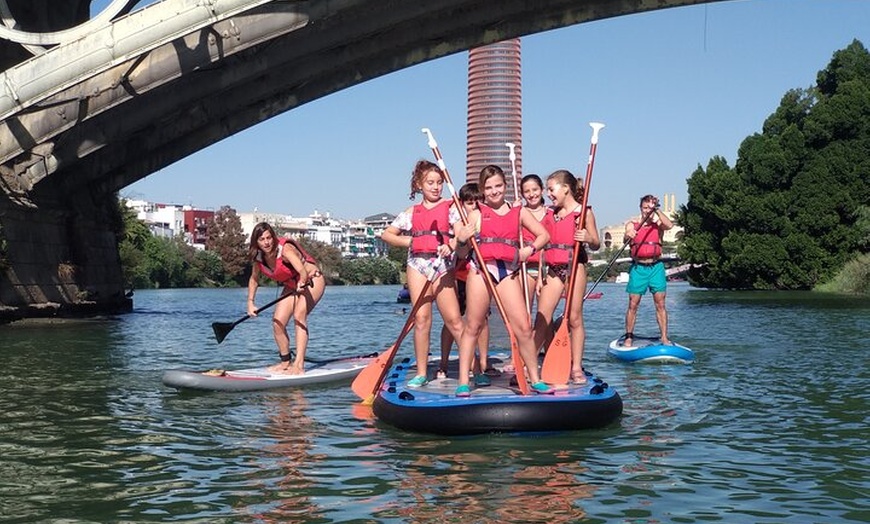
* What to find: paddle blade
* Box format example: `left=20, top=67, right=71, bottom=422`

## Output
left=351, top=344, right=398, bottom=400
left=212, top=322, right=234, bottom=344
left=541, top=322, right=571, bottom=384
left=510, top=335, right=529, bottom=395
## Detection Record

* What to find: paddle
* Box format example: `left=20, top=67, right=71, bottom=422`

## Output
left=541, top=122, right=605, bottom=384
left=507, top=142, right=531, bottom=327
left=423, top=128, right=529, bottom=395
left=583, top=203, right=657, bottom=300
left=352, top=275, right=436, bottom=404
left=212, top=290, right=299, bottom=344
left=305, top=352, right=379, bottom=365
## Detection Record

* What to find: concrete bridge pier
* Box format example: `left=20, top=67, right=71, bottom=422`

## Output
left=0, top=186, right=131, bottom=323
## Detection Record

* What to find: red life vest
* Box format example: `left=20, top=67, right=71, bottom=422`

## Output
left=478, top=204, right=521, bottom=263
left=257, top=237, right=317, bottom=287
left=522, top=208, right=554, bottom=264
left=631, top=221, right=662, bottom=259
left=410, top=200, right=453, bottom=255
left=546, top=206, right=590, bottom=265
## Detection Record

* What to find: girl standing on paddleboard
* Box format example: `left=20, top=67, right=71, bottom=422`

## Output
left=380, top=160, right=466, bottom=388
left=454, top=165, right=551, bottom=397
left=520, top=174, right=556, bottom=347
left=535, top=170, right=600, bottom=384
left=247, top=222, right=326, bottom=375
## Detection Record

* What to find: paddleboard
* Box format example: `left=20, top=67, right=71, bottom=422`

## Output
left=608, top=336, right=695, bottom=364
left=162, top=354, right=377, bottom=392
left=372, top=352, right=623, bottom=435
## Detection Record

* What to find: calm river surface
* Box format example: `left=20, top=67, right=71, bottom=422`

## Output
left=0, top=283, right=867, bottom=523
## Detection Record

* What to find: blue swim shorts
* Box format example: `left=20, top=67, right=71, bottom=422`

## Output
left=625, top=261, right=667, bottom=295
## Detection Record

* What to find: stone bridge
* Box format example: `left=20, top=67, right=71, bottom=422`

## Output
left=0, top=0, right=724, bottom=320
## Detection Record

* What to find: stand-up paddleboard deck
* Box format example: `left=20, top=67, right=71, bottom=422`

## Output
left=372, top=352, right=623, bottom=435
left=162, top=355, right=377, bottom=392
left=608, top=335, right=695, bottom=364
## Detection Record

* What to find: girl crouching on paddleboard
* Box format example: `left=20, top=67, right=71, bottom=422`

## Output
left=536, top=170, right=600, bottom=384
left=247, top=222, right=326, bottom=375
left=380, top=160, right=465, bottom=388
left=454, top=165, right=551, bottom=397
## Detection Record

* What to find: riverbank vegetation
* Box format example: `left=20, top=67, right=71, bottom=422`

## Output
left=679, top=40, right=869, bottom=293
left=117, top=202, right=401, bottom=289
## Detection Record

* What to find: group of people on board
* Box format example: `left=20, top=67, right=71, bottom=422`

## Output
left=242, top=160, right=674, bottom=397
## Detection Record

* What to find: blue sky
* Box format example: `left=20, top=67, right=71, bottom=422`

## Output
left=119, top=0, right=870, bottom=228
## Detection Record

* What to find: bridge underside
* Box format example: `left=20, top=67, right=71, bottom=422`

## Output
left=0, top=0, right=720, bottom=320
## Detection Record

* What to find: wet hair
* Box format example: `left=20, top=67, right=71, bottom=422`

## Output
left=521, top=174, right=543, bottom=191
left=249, top=222, right=277, bottom=261
left=547, top=169, right=584, bottom=202
left=478, top=164, right=506, bottom=191
left=410, top=160, right=444, bottom=200
left=459, top=182, right=482, bottom=203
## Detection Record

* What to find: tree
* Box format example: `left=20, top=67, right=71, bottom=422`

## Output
left=295, top=237, right=342, bottom=283
left=206, top=205, right=247, bottom=284
left=116, top=198, right=151, bottom=289
left=386, top=245, right=408, bottom=269
left=679, top=40, right=870, bottom=290
left=340, top=257, right=400, bottom=285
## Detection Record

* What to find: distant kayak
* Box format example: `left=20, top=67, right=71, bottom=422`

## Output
left=586, top=291, right=603, bottom=299
left=162, top=354, right=377, bottom=392
left=608, top=335, right=695, bottom=364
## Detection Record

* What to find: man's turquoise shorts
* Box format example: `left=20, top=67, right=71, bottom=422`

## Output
left=626, top=261, right=667, bottom=295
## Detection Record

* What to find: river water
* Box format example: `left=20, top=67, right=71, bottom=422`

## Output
left=0, top=284, right=867, bottom=523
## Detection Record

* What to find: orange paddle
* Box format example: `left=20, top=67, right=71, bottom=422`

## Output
left=541, top=122, right=605, bottom=384
left=352, top=277, right=435, bottom=404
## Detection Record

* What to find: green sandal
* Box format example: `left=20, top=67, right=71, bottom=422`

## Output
left=407, top=375, right=429, bottom=388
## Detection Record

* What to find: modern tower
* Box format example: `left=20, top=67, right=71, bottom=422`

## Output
left=466, top=38, right=522, bottom=201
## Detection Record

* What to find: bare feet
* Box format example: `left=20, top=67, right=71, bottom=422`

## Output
left=571, top=368, right=588, bottom=385
left=623, top=336, right=633, bottom=347
left=661, top=338, right=672, bottom=346
left=267, top=362, right=304, bottom=375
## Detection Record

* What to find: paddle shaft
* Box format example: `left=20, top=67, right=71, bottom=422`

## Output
left=507, top=142, right=532, bottom=327
left=424, top=128, right=529, bottom=394
left=541, top=123, right=604, bottom=384
left=212, top=289, right=300, bottom=344
left=563, top=124, right=603, bottom=320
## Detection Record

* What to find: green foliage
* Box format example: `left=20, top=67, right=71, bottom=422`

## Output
left=386, top=245, right=408, bottom=268
left=118, top=200, right=244, bottom=289
left=815, top=252, right=870, bottom=294
left=295, top=237, right=342, bottom=283
left=339, top=257, right=400, bottom=285
left=680, top=40, right=870, bottom=290
left=205, top=206, right=247, bottom=283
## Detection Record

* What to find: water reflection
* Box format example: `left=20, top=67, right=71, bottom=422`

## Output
left=242, top=390, right=320, bottom=523
left=0, top=286, right=866, bottom=522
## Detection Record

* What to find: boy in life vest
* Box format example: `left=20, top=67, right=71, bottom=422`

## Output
left=437, top=182, right=493, bottom=385
left=622, top=195, right=674, bottom=347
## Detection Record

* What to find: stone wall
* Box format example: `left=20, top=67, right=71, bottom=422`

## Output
left=0, top=191, right=131, bottom=323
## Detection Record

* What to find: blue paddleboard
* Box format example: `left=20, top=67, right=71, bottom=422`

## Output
left=608, top=335, right=695, bottom=364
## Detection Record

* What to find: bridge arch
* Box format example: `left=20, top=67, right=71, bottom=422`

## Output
left=0, top=0, right=725, bottom=317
